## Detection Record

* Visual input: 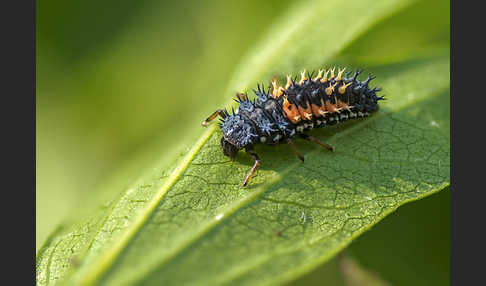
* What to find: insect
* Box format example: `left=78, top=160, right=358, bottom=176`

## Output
left=202, top=67, right=384, bottom=187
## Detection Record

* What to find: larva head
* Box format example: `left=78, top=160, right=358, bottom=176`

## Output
left=220, top=114, right=258, bottom=159
left=220, top=137, right=240, bottom=160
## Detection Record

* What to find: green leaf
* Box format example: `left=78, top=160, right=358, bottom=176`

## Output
left=286, top=187, right=450, bottom=286
left=36, top=0, right=449, bottom=285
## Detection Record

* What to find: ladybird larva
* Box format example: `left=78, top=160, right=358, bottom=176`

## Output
left=202, top=67, right=384, bottom=186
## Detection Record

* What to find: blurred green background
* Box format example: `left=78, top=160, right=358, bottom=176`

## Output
left=37, top=0, right=448, bottom=284
left=37, top=0, right=295, bottom=250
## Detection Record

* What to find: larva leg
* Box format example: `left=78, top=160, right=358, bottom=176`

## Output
left=287, top=138, right=305, bottom=162
left=242, top=148, right=261, bottom=187
left=201, top=109, right=226, bottom=127
left=299, top=133, right=334, bottom=152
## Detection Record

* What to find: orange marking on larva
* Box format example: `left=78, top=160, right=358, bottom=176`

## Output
left=313, top=69, right=324, bottom=82
left=237, top=92, right=247, bottom=101
left=273, top=87, right=284, bottom=98
left=334, top=96, right=344, bottom=112
left=271, top=79, right=278, bottom=92
left=320, top=98, right=328, bottom=111
left=329, top=67, right=336, bottom=79
left=325, top=82, right=339, bottom=95
left=311, top=103, right=326, bottom=117
left=337, top=100, right=354, bottom=111
left=271, top=80, right=284, bottom=98
left=284, top=75, right=292, bottom=90
left=325, top=100, right=340, bottom=113
left=336, top=99, right=344, bottom=109
left=320, top=69, right=329, bottom=83
left=297, top=105, right=313, bottom=120
left=335, top=67, right=346, bottom=81
left=318, top=101, right=329, bottom=116
left=298, top=69, right=307, bottom=85
left=282, top=96, right=301, bottom=123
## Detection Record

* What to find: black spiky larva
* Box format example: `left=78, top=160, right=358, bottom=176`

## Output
left=202, top=67, right=384, bottom=187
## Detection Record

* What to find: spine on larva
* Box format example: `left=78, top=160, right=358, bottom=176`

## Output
left=275, top=68, right=383, bottom=131
left=222, top=67, right=384, bottom=147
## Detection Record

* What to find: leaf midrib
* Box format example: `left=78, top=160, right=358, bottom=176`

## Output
left=72, top=128, right=215, bottom=286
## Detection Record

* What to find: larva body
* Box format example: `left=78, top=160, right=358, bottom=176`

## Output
left=203, top=68, right=384, bottom=186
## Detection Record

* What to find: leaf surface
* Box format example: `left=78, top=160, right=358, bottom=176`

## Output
left=36, top=0, right=449, bottom=285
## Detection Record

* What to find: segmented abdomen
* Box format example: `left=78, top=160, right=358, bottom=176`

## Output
left=275, top=68, right=383, bottom=133
left=235, top=67, right=384, bottom=145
